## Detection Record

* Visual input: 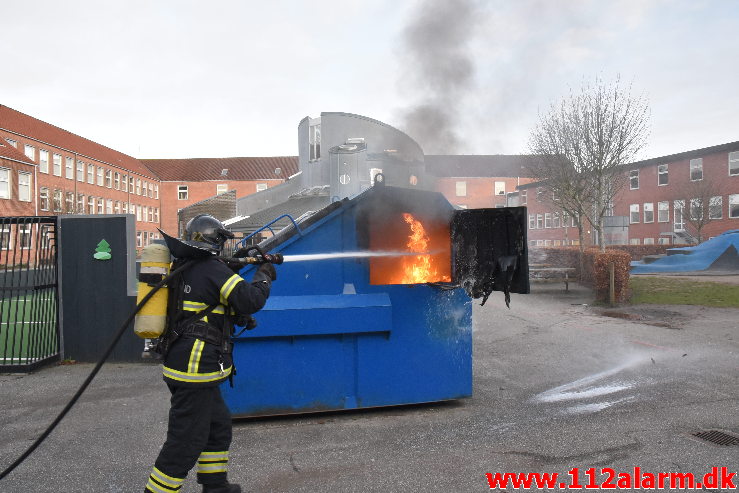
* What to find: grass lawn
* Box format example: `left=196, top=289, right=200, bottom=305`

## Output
left=0, top=294, right=57, bottom=361
left=630, top=276, right=739, bottom=308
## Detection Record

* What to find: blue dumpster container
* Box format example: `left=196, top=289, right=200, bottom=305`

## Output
left=221, top=183, right=528, bottom=416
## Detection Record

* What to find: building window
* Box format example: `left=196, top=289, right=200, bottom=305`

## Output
left=709, top=196, right=723, bottom=219
left=64, top=156, right=73, bottom=179
left=529, top=214, right=536, bottom=229
left=97, top=167, right=104, bottom=186
left=40, top=187, right=50, bottom=210
left=536, top=187, right=544, bottom=201
left=87, top=164, right=95, bottom=184
left=0, top=227, right=10, bottom=250
left=154, top=184, right=159, bottom=199
left=39, top=149, right=49, bottom=173
left=455, top=181, right=467, bottom=197
left=536, top=214, right=544, bottom=229
left=256, top=183, right=268, bottom=192
left=630, top=238, right=641, bottom=245
left=105, top=170, right=112, bottom=188
left=148, top=183, right=154, bottom=198
left=113, top=172, right=119, bottom=190
left=77, top=193, right=85, bottom=213
left=88, top=196, right=95, bottom=214
left=136, top=231, right=142, bottom=248
left=142, top=206, right=148, bottom=222
left=53, top=153, right=62, bottom=176
left=106, top=199, right=113, bottom=214
left=658, top=201, right=669, bottom=222
left=658, top=164, right=668, bottom=186
left=154, top=208, right=160, bottom=223
left=135, top=179, right=141, bottom=195
left=122, top=202, right=128, bottom=214
left=729, top=194, right=739, bottom=219
left=494, top=181, right=505, bottom=196
left=674, top=200, right=685, bottom=231
left=690, top=158, right=703, bottom=181
left=629, top=169, right=639, bottom=189
left=122, top=174, right=128, bottom=192
left=25, top=144, right=36, bottom=161
left=643, top=202, right=654, bottom=223
left=658, top=237, right=671, bottom=245
left=114, top=201, right=121, bottom=213
left=18, top=172, right=31, bottom=202
left=6, top=138, right=17, bottom=148
left=77, top=161, right=85, bottom=181
left=644, top=238, right=655, bottom=245
left=178, top=185, right=188, bottom=200
left=544, top=213, right=552, bottom=228
left=309, top=120, right=321, bottom=161
left=136, top=205, right=142, bottom=221
left=19, top=225, right=32, bottom=249
left=217, top=184, right=228, bottom=195
left=552, top=212, right=560, bottom=228
left=521, top=190, right=527, bottom=205
left=97, top=198, right=104, bottom=215
left=53, top=189, right=63, bottom=212
left=0, top=168, right=9, bottom=199
left=689, top=198, right=703, bottom=221
left=729, top=151, right=739, bottom=176
left=630, top=204, right=640, bottom=223
left=65, top=192, right=75, bottom=214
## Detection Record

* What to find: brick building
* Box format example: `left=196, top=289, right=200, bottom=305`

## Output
left=520, top=141, right=739, bottom=247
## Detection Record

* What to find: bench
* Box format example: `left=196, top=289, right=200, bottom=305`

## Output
left=529, top=266, right=577, bottom=291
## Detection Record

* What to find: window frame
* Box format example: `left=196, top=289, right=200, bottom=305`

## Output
left=643, top=202, right=654, bottom=223
left=729, top=151, right=739, bottom=176
left=729, top=194, right=739, bottom=219
left=657, top=164, right=669, bottom=186
left=39, top=149, right=49, bottom=174
left=18, top=171, right=31, bottom=202
left=657, top=201, right=669, bottom=223
left=629, top=204, right=640, bottom=224
left=629, top=169, right=639, bottom=190
left=40, top=187, right=50, bottom=211
left=0, top=168, right=10, bottom=199
left=177, top=185, right=189, bottom=200
left=690, top=158, right=703, bottom=181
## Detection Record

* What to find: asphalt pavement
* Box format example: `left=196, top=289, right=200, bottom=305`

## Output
left=1, top=283, right=737, bottom=492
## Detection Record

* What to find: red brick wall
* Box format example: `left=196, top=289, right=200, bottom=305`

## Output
left=435, top=177, right=533, bottom=209
left=158, top=179, right=284, bottom=236
left=0, top=156, right=36, bottom=216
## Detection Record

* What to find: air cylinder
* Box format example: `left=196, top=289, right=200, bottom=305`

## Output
left=134, top=243, right=171, bottom=339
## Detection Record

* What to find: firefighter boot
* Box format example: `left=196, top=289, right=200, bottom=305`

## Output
left=202, top=483, right=242, bottom=493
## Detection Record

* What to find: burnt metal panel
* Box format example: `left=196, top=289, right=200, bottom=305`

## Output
left=451, top=207, right=530, bottom=305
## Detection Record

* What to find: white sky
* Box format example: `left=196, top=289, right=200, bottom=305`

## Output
left=2, top=0, right=738, bottom=161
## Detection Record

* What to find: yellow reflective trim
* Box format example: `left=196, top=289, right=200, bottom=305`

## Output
left=220, top=274, right=243, bottom=304
left=187, top=340, right=204, bottom=374
left=197, top=463, right=228, bottom=474
left=151, top=467, right=184, bottom=486
left=199, top=450, right=229, bottom=460
left=182, top=301, right=226, bottom=315
left=162, top=365, right=232, bottom=383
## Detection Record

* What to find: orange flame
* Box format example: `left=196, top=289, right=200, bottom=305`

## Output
left=400, top=213, right=451, bottom=283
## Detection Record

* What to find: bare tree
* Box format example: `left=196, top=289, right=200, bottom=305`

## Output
left=527, top=76, right=650, bottom=251
left=680, top=174, right=727, bottom=243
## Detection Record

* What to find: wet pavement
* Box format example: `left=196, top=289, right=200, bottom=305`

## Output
left=1, top=283, right=737, bottom=492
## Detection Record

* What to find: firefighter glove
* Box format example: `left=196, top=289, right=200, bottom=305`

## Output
left=257, top=262, right=277, bottom=281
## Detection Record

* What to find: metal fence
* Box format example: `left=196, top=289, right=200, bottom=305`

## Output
left=0, top=216, right=60, bottom=372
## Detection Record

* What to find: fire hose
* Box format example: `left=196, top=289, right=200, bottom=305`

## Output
left=0, top=252, right=282, bottom=481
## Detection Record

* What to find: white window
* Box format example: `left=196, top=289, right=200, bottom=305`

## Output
left=629, top=169, right=639, bottom=189
left=544, top=213, right=552, bottom=228
left=309, top=120, right=321, bottom=161
left=529, top=214, right=536, bottom=229
left=689, top=198, right=703, bottom=221
left=0, top=168, right=9, bottom=199
left=553, top=212, right=560, bottom=228
left=494, top=181, right=505, bottom=196
left=148, top=183, right=154, bottom=198
left=729, top=151, right=739, bottom=176
left=0, top=227, right=10, bottom=250
left=114, top=201, right=120, bottom=213
left=136, top=205, right=142, bottom=221
left=521, top=190, right=527, bottom=205
left=536, top=214, right=544, bottom=229
left=630, top=204, right=640, bottom=223
left=97, top=198, right=104, bottom=215
left=644, top=238, right=655, bottom=245
left=154, top=184, right=159, bottom=199
left=53, top=153, right=62, bottom=176
left=106, top=199, right=113, bottom=214
left=77, top=161, right=85, bottom=181
left=122, top=174, right=128, bottom=192
left=53, top=189, right=63, bottom=212
left=19, top=225, right=31, bottom=249
left=216, top=184, right=228, bottom=195
left=6, top=138, right=17, bottom=148
left=25, top=144, right=35, bottom=161
left=122, top=202, right=128, bottom=214
left=709, top=196, right=723, bottom=219
left=674, top=200, right=685, bottom=231
left=178, top=185, right=188, bottom=200
left=142, top=206, right=148, bottom=222
left=65, top=157, right=74, bottom=179
left=65, top=192, right=75, bottom=214
left=154, top=208, right=160, bottom=223
left=114, top=172, right=120, bottom=190
left=40, top=187, right=50, bottom=210
left=690, top=158, right=703, bottom=181
left=630, top=238, right=641, bottom=245
left=97, top=167, right=104, bottom=186
left=88, top=196, right=95, bottom=214
left=658, top=201, right=669, bottom=222
left=77, top=194, right=85, bottom=213
left=87, top=164, right=95, bottom=184
left=18, top=172, right=31, bottom=202
left=256, top=183, right=268, bottom=192
left=136, top=178, right=142, bottom=195
left=136, top=232, right=143, bottom=248
left=643, top=203, right=654, bottom=223
left=658, top=237, right=671, bottom=245
left=729, top=194, right=739, bottom=219
left=455, top=181, right=467, bottom=197
left=40, top=149, right=49, bottom=173
left=105, top=170, right=112, bottom=188
left=658, top=164, right=668, bottom=186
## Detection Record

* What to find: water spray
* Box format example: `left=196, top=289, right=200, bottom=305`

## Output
left=226, top=249, right=436, bottom=266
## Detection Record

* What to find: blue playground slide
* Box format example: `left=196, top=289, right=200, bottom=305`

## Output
left=631, top=229, right=739, bottom=274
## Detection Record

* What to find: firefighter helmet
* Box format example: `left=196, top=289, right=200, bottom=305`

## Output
left=183, top=214, right=234, bottom=253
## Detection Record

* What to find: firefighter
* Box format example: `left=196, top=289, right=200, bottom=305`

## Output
left=145, top=214, right=276, bottom=493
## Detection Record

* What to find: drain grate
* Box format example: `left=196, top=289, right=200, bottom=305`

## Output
left=692, top=430, right=739, bottom=446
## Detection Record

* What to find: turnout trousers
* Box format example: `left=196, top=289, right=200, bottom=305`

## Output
left=145, top=383, right=232, bottom=492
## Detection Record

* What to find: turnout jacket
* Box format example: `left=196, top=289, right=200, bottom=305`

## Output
left=162, top=257, right=271, bottom=387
